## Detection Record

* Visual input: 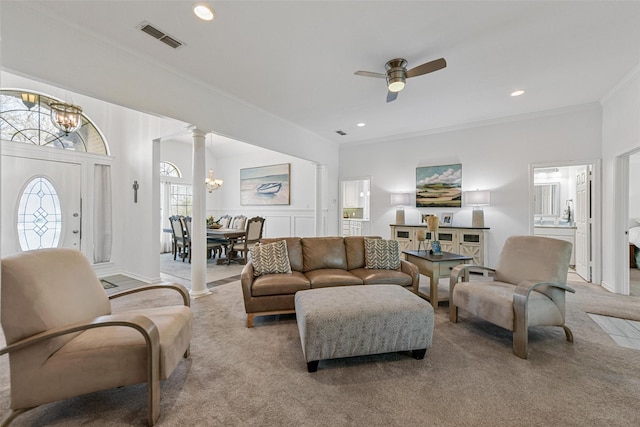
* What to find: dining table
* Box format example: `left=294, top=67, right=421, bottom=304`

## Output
left=207, top=227, right=247, bottom=265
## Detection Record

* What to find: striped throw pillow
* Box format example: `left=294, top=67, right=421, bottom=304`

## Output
left=364, top=238, right=400, bottom=270
left=251, top=240, right=292, bottom=277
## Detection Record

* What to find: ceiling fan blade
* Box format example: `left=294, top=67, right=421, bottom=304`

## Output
left=386, top=91, right=398, bottom=103
left=405, top=58, right=447, bottom=78
left=354, top=70, right=386, bottom=78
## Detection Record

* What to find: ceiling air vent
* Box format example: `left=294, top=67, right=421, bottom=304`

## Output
left=138, top=21, right=185, bottom=49
left=336, top=130, right=347, bottom=136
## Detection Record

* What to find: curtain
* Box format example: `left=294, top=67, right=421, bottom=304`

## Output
left=160, top=181, right=173, bottom=253
left=93, top=164, right=112, bottom=263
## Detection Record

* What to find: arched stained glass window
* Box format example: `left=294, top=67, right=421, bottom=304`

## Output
left=0, top=89, right=110, bottom=155
left=17, top=176, right=63, bottom=250
left=160, top=161, right=181, bottom=177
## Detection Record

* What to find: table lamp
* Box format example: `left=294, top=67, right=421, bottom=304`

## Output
left=416, top=229, right=427, bottom=252
left=426, top=214, right=441, bottom=255
left=466, top=190, right=491, bottom=228
left=390, top=193, right=411, bottom=225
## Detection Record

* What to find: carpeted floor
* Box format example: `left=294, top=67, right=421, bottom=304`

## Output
left=1, top=276, right=639, bottom=426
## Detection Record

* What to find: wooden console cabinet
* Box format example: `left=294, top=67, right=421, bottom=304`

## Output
left=390, top=224, right=489, bottom=267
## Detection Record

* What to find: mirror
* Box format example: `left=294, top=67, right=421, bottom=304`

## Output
left=341, top=178, right=370, bottom=222
left=534, top=182, right=560, bottom=216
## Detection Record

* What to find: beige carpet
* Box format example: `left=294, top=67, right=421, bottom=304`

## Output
left=1, top=279, right=639, bottom=426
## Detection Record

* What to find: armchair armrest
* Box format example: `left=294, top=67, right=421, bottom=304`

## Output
left=449, top=264, right=495, bottom=289
left=0, top=312, right=159, bottom=356
left=109, top=283, right=190, bottom=307
left=399, top=259, right=420, bottom=293
left=513, top=281, right=576, bottom=358
left=513, top=280, right=575, bottom=315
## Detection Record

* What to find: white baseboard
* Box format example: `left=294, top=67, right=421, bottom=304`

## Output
left=600, top=280, right=616, bottom=293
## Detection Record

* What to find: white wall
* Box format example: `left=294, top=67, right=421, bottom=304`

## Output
left=602, top=68, right=640, bottom=292
left=340, top=105, right=603, bottom=268
left=208, top=146, right=318, bottom=238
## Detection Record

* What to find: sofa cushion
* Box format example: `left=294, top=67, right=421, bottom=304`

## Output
left=251, top=271, right=310, bottom=297
left=251, top=240, right=292, bottom=277
left=261, top=237, right=304, bottom=272
left=349, top=268, right=413, bottom=287
left=345, top=236, right=381, bottom=270
left=301, top=237, right=348, bottom=272
left=364, top=238, right=400, bottom=270
left=305, top=269, right=363, bottom=288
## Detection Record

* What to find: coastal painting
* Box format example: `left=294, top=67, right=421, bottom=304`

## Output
left=416, top=164, right=462, bottom=208
left=240, top=163, right=290, bottom=205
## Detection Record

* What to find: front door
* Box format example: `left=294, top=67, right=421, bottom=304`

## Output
left=1, top=155, right=82, bottom=256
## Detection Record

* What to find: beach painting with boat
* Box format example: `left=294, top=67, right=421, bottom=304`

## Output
left=240, top=163, right=290, bottom=205
left=416, top=164, right=462, bottom=208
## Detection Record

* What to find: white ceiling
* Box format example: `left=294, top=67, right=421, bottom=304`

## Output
left=2, top=1, right=640, bottom=148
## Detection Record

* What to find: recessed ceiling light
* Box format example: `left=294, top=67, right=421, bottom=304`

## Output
left=357, top=122, right=366, bottom=127
left=193, top=4, right=215, bottom=21
left=511, top=90, right=525, bottom=97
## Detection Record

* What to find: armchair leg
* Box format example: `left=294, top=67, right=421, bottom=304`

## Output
left=450, top=305, right=458, bottom=323
left=513, top=328, right=528, bottom=359
left=562, top=325, right=574, bottom=343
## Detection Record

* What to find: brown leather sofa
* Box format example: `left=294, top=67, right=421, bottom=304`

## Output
left=240, top=236, right=420, bottom=327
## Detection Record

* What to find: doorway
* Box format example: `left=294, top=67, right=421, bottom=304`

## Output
left=530, top=160, right=601, bottom=283
left=624, top=150, right=640, bottom=296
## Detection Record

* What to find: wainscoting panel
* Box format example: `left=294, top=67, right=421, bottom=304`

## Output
left=208, top=209, right=315, bottom=238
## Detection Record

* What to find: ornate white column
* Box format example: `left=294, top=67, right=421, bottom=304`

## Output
left=189, top=127, right=210, bottom=297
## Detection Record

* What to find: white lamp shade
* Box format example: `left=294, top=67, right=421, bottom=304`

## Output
left=466, top=190, right=491, bottom=206
left=390, top=193, right=411, bottom=206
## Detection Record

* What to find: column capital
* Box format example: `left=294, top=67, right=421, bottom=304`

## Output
left=189, top=126, right=208, bottom=139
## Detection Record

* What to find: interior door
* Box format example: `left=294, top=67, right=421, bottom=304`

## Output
left=1, top=155, right=82, bottom=256
left=575, top=165, right=591, bottom=281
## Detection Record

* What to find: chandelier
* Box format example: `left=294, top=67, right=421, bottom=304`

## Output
left=49, top=101, right=83, bottom=134
left=205, top=169, right=223, bottom=192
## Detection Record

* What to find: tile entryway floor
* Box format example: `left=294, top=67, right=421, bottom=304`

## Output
left=588, top=313, right=640, bottom=350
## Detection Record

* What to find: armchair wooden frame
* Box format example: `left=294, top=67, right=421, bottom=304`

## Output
left=450, top=264, right=575, bottom=359
left=0, top=283, right=190, bottom=427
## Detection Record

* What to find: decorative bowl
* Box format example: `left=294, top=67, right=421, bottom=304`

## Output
left=207, top=223, right=222, bottom=229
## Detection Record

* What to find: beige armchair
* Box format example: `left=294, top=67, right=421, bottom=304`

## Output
left=449, top=235, right=575, bottom=359
left=0, top=248, right=192, bottom=426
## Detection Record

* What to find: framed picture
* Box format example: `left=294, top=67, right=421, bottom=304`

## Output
left=240, top=163, right=290, bottom=205
left=416, top=164, right=462, bottom=208
left=431, top=240, right=442, bottom=255
left=441, top=212, right=453, bottom=226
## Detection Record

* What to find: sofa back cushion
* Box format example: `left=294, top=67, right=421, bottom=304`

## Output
left=260, top=237, right=304, bottom=272
left=345, top=236, right=381, bottom=270
left=301, top=237, right=347, bottom=272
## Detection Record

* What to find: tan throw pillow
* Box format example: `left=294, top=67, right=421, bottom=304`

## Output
left=251, top=240, right=292, bottom=277
left=364, top=238, right=400, bottom=270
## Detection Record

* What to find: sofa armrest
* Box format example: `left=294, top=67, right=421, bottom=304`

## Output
left=400, top=259, right=420, bottom=293
left=240, top=262, right=256, bottom=308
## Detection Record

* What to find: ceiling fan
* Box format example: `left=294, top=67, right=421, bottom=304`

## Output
left=354, top=57, right=447, bottom=102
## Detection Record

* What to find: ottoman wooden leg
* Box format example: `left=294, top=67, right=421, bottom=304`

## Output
left=307, top=361, right=319, bottom=373
left=412, top=349, right=427, bottom=360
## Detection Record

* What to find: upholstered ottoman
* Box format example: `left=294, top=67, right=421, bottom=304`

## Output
left=295, top=285, right=434, bottom=372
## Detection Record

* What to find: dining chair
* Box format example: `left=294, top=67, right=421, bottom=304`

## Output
left=231, top=216, right=265, bottom=264
left=0, top=248, right=192, bottom=426
left=231, top=215, right=247, bottom=230
left=169, top=215, right=189, bottom=262
left=184, top=216, right=225, bottom=260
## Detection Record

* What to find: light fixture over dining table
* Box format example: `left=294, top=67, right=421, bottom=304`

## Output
left=205, top=169, right=223, bottom=192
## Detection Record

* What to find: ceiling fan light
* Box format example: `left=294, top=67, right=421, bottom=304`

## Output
left=388, top=79, right=405, bottom=93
